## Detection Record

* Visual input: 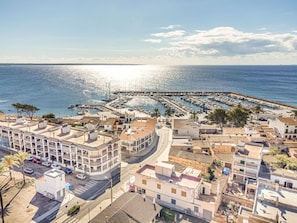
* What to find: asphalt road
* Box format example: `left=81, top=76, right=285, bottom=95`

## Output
left=0, top=125, right=172, bottom=222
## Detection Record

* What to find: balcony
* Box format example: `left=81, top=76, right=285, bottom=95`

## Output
left=233, top=161, right=258, bottom=170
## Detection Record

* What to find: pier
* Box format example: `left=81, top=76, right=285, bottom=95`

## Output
left=113, top=91, right=297, bottom=111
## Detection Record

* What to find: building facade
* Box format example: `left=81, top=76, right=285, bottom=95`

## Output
left=119, top=118, right=157, bottom=155
left=0, top=117, right=120, bottom=180
left=134, top=162, right=220, bottom=222
left=232, top=142, right=263, bottom=184
left=269, top=117, right=297, bottom=139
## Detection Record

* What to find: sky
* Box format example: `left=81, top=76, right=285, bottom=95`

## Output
left=0, top=0, right=297, bottom=65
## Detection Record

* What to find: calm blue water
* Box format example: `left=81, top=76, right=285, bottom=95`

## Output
left=0, top=65, right=296, bottom=117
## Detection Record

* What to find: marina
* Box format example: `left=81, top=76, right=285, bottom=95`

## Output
left=110, top=91, right=297, bottom=115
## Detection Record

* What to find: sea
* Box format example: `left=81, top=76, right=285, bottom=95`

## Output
left=0, top=64, right=297, bottom=117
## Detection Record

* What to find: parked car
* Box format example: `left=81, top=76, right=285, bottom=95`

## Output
left=25, top=156, right=33, bottom=161
left=24, top=167, right=34, bottom=174
left=42, top=161, right=51, bottom=167
left=51, top=163, right=61, bottom=170
left=32, top=158, right=41, bottom=164
left=76, top=173, right=86, bottom=180
left=64, top=168, right=72, bottom=175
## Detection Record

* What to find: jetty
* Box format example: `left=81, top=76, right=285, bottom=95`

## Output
left=113, top=91, right=297, bottom=111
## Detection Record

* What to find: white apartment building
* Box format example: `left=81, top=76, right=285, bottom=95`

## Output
left=119, top=118, right=157, bottom=155
left=0, top=117, right=120, bottom=180
left=134, top=162, right=219, bottom=222
left=269, top=117, right=297, bottom=139
left=36, top=169, right=66, bottom=201
left=232, top=142, right=263, bottom=184
left=269, top=168, right=297, bottom=189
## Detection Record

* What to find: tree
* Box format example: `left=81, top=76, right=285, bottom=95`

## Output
left=275, top=154, right=289, bottom=168
left=292, top=110, right=297, bottom=119
left=11, top=103, right=24, bottom=116
left=0, top=162, right=7, bottom=223
left=228, top=106, right=249, bottom=127
left=12, top=103, right=40, bottom=120
left=42, top=113, right=55, bottom=119
left=190, top=110, right=199, bottom=122
left=207, top=166, right=215, bottom=181
left=164, top=108, right=174, bottom=118
left=1, top=155, right=19, bottom=180
left=208, top=108, right=228, bottom=127
left=15, top=151, right=29, bottom=184
left=151, top=108, right=161, bottom=118
left=270, top=147, right=280, bottom=156
left=251, top=105, right=264, bottom=119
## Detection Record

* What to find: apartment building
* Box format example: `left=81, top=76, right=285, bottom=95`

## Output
left=0, top=117, right=120, bottom=180
left=269, top=117, right=297, bottom=139
left=232, top=142, right=263, bottom=184
left=119, top=118, right=157, bottom=155
left=134, top=162, right=220, bottom=222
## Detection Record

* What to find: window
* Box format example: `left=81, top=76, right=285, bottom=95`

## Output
left=171, top=188, right=176, bottom=194
left=157, top=194, right=161, bottom=200
left=181, top=191, right=187, bottom=197
left=240, top=160, right=245, bottom=165
left=239, top=169, right=244, bottom=172
left=142, top=179, right=147, bottom=185
left=157, top=183, right=161, bottom=189
left=171, top=199, right=176, bottom=205
left=194, top=206, right=199, bottom=214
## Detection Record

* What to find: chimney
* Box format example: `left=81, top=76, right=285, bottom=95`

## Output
left=275, top=196, right=279, bottom=207
left=275, top=183, right=279, bottom=192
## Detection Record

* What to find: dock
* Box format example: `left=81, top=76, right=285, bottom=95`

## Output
left=113, top=91, right=297, bottom=111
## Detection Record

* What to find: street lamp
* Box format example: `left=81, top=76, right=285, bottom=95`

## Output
left=105, top=175, right=113, bottom=204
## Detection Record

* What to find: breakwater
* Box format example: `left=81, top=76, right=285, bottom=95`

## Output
left=113, top=91, right=297, bottom=111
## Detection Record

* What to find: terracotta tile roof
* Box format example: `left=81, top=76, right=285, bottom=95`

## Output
left=278, top=117, right=297, bottom=126
left=119, top=118, right=156, bottom=141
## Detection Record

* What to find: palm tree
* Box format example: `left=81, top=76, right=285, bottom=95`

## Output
left=15, top=151, right=29, bottom=184
left=151, top=108, right=161, bottom=118
left=292, top=110, right=297, bottom=120
left=190, top=110, right=199, bottom=122
left=164, top=108, right=174, bottom=118
left=1, top=155, right=19, bottom=180
left=252, top=105, right=263, bottom=120
left=0, top=162, right=9, bottom=223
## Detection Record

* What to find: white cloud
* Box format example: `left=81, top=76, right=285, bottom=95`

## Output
left=151, top=26, right=297, bottom=58
left=144, top=39, right=162, bottom=43
left=257, top=27, right=267, bottom=31
left=160, top=25, right=180, bottom=30
left=151, top=30, right=185, bottom=38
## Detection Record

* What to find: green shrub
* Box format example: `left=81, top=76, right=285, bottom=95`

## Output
left=67, top=205, right=80, bottom=216
left=161, top=208, right=175, bottom=222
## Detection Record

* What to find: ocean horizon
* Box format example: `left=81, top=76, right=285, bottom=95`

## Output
left=1, top=64, right=297, bottom=117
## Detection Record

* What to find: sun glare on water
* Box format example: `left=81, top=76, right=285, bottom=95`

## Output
left=73, top=65, right=166, bottom=92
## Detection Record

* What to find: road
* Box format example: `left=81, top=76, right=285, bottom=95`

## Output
left=0, top=125, right=172, bottom=222
left=53, top=125, right=172, bottom=223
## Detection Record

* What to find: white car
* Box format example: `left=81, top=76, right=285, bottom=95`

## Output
left=42, top=161, right=51, bottom=167
left=51, top=163, right=61, bottom=170
left=76, top=173, right=87, bottom=180
left=24, top=167, right=34, bottom=174
left=25, top=156, right=33, bottom=161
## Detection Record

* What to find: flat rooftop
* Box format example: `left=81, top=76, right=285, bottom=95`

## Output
left=138, top=165, right=201, bottom=189
left=3, top=120, right=113, bottom=150
left=44, top=169, right=64, bottom=178
left=254, top=184, right=297, bottom=222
